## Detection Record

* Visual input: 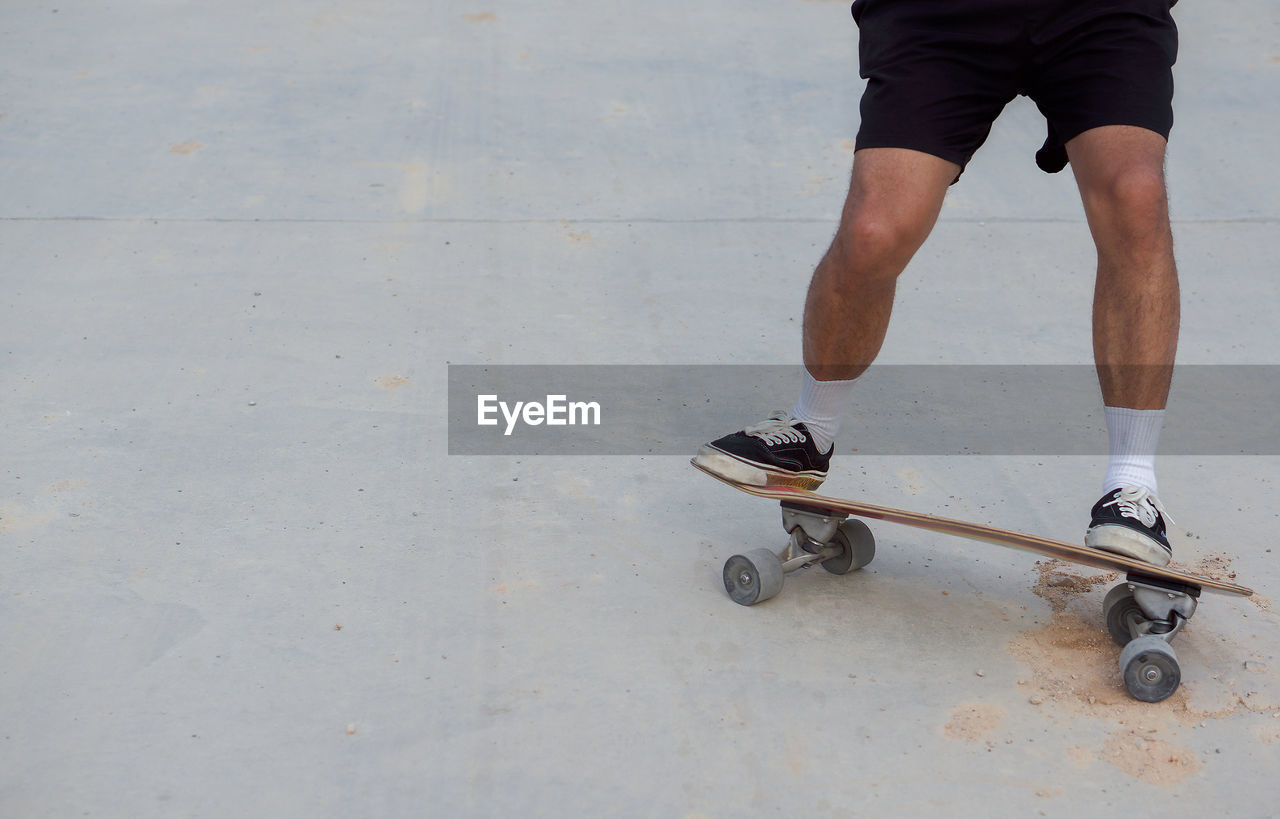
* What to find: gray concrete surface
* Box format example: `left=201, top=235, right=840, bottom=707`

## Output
left=3, top=0, right=1279, bottom=815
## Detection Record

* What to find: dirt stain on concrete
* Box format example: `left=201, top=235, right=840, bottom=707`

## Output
left=0, top=505, right=54, bottom=535
left=559, top=219, right=593, bottom=244
left=943, top=702, right=1006, bottom=743
left=357, top=160, right=449, bottom=214
left=1252, top=721, right=1280, bottom=745
left=464, top=12, right=497, bottom=23
left=376, top=375, right=410, bottom=390
left=1100, top=729, right=1201, bottom=785
left=897, top=467, right=925, bottom=494
left=169, top=141, right=204, bottom=155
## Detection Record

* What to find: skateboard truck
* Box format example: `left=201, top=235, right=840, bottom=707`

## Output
left=1127, top=575, right=1199, bottom=634
left=1102, top=576, right=1200, bottom=702
left=723, top=501, right=874, bottom=607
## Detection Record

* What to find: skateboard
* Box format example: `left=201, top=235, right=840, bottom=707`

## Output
left=692, top=460, right=1254, bottom=703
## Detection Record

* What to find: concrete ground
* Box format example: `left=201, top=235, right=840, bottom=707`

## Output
left=3, top=0, right=1279, bottom=815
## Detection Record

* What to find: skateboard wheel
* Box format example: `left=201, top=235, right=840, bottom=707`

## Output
left=723, top=549, right=785, bottom=606
left=821, top=519, right=876, bottom=575
left=1119, top=635, right=1181, bottom=703
left=1103, top=584, right=1147, bottom=648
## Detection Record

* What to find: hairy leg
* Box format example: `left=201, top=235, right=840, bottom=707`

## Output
left=802, top=148, right=959, bottom=381
left=1068, top=125, right=1179, bottom=409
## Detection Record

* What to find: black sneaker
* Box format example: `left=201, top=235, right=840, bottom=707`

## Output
left=692, top=411, right=832, bottom=490
left=1085, top=487, right=1173, bottom=567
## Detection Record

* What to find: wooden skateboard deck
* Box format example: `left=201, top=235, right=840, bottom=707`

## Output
left=693, top=460, right=1253, bottom=597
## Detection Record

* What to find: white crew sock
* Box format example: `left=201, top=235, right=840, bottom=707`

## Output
left=1102, top=406, right=1165, bottom=496
left=791, top=369, right=857, bottom=454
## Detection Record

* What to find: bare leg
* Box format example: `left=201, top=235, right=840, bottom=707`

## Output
left=802, top=148, right=960, bottom=380
left=1068, top=125, right=1179, bottom=410
left=692, top=148, right=960, bottom=487
left=1071, top=126, right=1179, bottom=565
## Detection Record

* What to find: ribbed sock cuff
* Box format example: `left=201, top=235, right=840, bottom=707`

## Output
left=791, top=369, right=857, bottom=454
left=1102, top=406, right=1165, bottom=495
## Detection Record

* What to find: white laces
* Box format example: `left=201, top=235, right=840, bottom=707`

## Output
left=1103, top=486, right=1173, bottom=528
left=744, top=411, right=807, bottom=446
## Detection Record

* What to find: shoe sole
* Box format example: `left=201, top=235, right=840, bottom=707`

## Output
left=692, top=444, right=827, bottom=491
left=1085, top=524, right=1173, bottom=568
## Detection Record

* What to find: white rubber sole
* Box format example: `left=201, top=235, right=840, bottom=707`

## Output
left=1085, top=524, right=1173, bottom=568
left=692, top=444, right=826, bottom=491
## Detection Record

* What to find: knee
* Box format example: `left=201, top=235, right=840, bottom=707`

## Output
left=1083, top=165, right=1174, bottom=264
left=1083, top=164, right=1169, bottom=227
left=830, top=211, right=921, bottom=282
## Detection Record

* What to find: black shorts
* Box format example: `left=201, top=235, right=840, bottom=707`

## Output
left=850, top=0, right=1179, bottom=175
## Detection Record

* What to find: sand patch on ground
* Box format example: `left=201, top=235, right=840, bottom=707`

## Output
left=1180, top=553, right=1240, bottom=584
left=1180, top=553, right=1271, bottom=612
left=943, top=702, right=1007, bottom=743
left=1252, top=721, right=1280, bottom=744
left=1100, top=730, right=1202, bottom=785
left=1032, top=561, right=1117, bottom=613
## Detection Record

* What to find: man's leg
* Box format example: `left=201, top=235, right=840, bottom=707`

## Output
left=791, top=147, right=958, bottom=453
left=1069, top=125, right=1179, bottom=412
left=802, top=147, right=959, bottom=381
left=693, top=147, right=957, bottom=488
left=1068, top=124, right=1178, bottom=565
